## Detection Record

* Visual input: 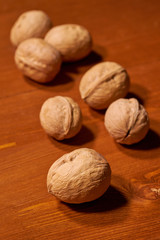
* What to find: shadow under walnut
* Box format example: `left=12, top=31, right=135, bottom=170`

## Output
left=62, top=50, right=103, bottom=74
left=48, top=125, right=95, bottom=146
left=55, top=185, right=129, bottom=226
left=64, top=185, right=128, bottom=212
left=24, top=65, right=74, bottom=90
left=116, top=129, right=160, bottom=159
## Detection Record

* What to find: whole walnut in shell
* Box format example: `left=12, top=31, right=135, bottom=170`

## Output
left=44, top=24, right=92, bottom=62
left=15, top=38, right=61, bottom=83
left=10, top=10, right=53, bottom=47
left=79, top=61, right=130, bottom=109
left=104, top=98, right=149, bottom=145
left=47, top=148, right=111, bottom=204
left=40, top=96, right=82, bottom=140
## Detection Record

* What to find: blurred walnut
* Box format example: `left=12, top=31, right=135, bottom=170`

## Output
left=15, top=38, right=61, bottom=83
left=104, top=98, right=149, bottom=145
left=47, top=148, right=111, bottom=203
left=40, top=96, right=82, bottom=140
left=10, top=10, right=53, bottom=47
left=79, top=61, right=130, bottom=109
left=45, top=24, right=92, bottom=62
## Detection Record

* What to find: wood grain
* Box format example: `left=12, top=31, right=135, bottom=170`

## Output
left=0, top=0, right=160, bottom=239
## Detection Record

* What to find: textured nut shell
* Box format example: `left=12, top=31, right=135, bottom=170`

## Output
left=15, top=38, right=61, bottom=83
left=40, top=96, right=82, bottom=140
left=47, top=148, right=111, bottom=203
left=44, top=24, right=92, bottom=62
left=104, top=98, right=149, bottom=145
left=79, top=61, right=130, bottom=109
left=10, top=10, right=53, bottom=47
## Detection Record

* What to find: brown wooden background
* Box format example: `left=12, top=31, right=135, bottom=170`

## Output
left=0, top=0, right=160, bottom=239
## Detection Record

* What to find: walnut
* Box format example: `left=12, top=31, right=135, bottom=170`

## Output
left=104, top=98, right=149, bottom=145
left=10, top=10, right=53, bottom=47
left=44, top=24, right=92, bottom=62
left=79, top=61, right=130, bottom=109
left=14, top=38, right=61, bottom=83
left=47, top=148, right=111, bottom=203
left=40, top=96, right=82, bottom=140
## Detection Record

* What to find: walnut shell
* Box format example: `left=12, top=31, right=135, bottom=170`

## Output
left=40, top=96, right=82, bottom=140
left=104, top=98, right=149, bottom=145
left=47, top=148, right=111, bottom=204
left=44, top=24, right=92, bottom=62
left=15, top=38, right=61, bottom=83
left=10, top=10, right=53, bottom=47
left=79, top=61, right=130, bottom=109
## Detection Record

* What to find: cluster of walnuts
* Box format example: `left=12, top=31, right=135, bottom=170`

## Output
left=11, top=10, right=149, bottom=204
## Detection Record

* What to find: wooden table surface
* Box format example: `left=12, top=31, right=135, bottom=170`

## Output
left=0, top=0, right=160, bottom=239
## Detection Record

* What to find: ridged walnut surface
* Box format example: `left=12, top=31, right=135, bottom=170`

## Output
left=79, top=61, right=130, bottom=109
left=45, top=24, right=92, bottom=62
left=1, top=1, right=160, bottom=239
left=40, top=96, right=82, bottom=140
left=15, top=38, right=62, bottom=83
left=47, top=148, right=111, bottom=203
left=104, top=98, right=149, bottom=144
left=10, top=10, right=53, bottom=47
